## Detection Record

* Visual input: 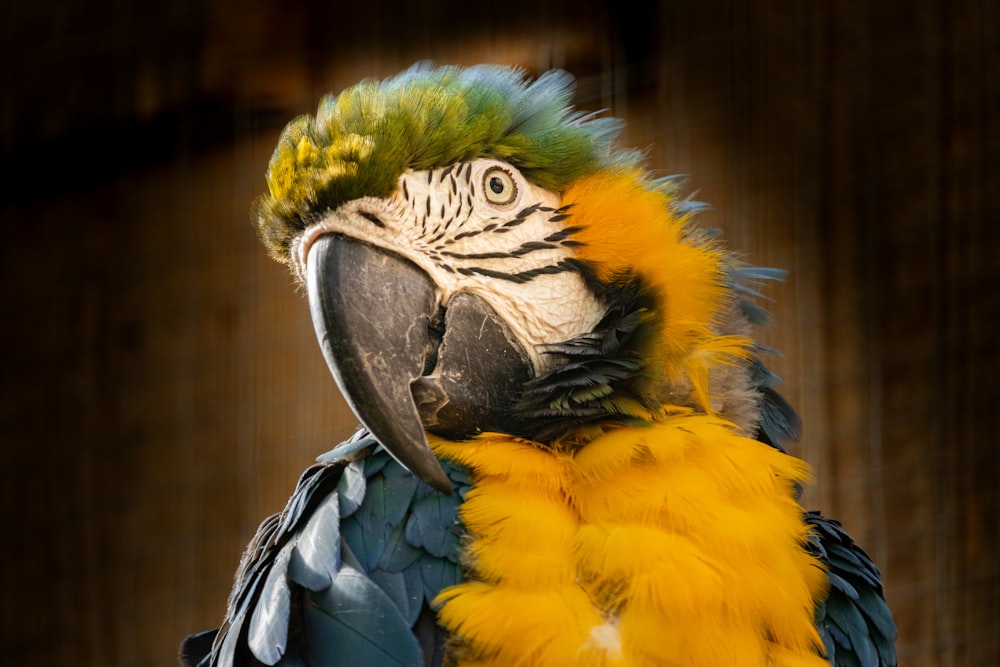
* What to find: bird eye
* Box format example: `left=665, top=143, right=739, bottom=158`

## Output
left=482, top=167, right=518, bottom=206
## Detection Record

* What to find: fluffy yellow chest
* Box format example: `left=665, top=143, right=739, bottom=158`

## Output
left=431, top=414, right=829, bottom=667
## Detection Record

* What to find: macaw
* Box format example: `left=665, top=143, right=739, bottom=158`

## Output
left=180, top=64, right=897, bottom=667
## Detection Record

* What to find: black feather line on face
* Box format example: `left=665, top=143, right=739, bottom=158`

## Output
left=509, top=274, right=662, bottom=443
left=455, top=259, right=581, bottom=283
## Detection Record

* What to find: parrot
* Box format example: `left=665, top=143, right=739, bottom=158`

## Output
left=180, top=63, right=897, bottom=667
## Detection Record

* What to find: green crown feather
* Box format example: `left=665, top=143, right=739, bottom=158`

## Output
left=254, top=63, right=637, bottom=263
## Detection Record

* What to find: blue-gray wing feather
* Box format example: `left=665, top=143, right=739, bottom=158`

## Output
left=179, top=429, right=469, bottom=667
left=806, top=511, right=898, bottom=667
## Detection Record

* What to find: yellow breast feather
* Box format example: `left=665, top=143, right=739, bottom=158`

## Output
left=431, top=414, right=828, bottom=667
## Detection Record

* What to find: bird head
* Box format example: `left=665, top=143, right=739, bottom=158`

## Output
left=254, top=64, right=770, bottom=492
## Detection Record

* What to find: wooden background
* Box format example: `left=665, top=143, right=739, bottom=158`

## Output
left=2, top=1, right=997, bottom=665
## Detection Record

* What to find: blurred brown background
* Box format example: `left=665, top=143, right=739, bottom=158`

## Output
left=2, top=1, right=997, bottom=665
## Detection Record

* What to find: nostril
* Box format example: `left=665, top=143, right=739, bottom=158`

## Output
left=423, top=305, right=446, bottom=376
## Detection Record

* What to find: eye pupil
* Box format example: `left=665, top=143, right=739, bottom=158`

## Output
left=489, top=176, right=505, bottom=194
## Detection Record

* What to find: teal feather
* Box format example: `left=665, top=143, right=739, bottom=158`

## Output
left=248, top=548, right=293, bottom=663
left=303, top=552, right=422, bottom=667
left=180, top=431, right=470, bottom=667
left=806, top=511, right=898, bottom=667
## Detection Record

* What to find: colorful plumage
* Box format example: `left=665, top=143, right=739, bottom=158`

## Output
left=181, top=63, right=896, bottom=667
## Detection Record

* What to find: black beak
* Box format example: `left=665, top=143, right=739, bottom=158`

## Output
left=306, top=234, right=535, bottom=494
left=306, top=235, right=451, bottom=492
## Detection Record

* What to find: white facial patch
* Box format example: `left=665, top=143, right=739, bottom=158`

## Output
left=293, top=158, right=606, bottom=372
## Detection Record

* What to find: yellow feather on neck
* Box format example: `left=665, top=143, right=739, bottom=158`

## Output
left=431, top=415, right=829, bottom=667
left=561, top=169, right=752, bottom=413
